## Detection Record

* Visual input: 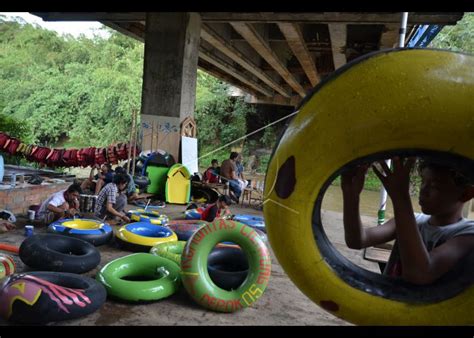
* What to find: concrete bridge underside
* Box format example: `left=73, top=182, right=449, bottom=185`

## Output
left=33, top=12, right=463, bottom=108
left=31, top=12, right=464, bottom=160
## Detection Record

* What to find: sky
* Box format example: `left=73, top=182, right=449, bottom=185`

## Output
left=0, top=12, right=110, bottom=39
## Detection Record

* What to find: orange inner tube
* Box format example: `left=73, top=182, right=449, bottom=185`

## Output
left=0, top=243, right=20, bottom=254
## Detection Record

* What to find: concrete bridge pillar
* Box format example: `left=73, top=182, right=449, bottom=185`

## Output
left=140, top=12, right=201, bottom=161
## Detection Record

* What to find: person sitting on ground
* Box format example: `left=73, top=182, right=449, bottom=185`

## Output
left=37, top=183, right=82, bottom=224
left=202, top=159, right=220, bottom=184
left=341, top=156, right=474, bottom=285
left=235, top=153, right=249, bottom=191
left=200, top=195, right=233, bottom=222
left=81, top=163, right=114, bottom=195
left=94, top=174, right=131, bottom=224
left=114, top=166, right=141, bottom=203
left=220, top=152, right=242, bottom=203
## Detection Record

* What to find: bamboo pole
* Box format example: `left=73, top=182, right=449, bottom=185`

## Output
left=131, top=109, right=138, bottom=177
left=377, top=12, right=408, bottom=225
left=126, top=110, right=135, bottom=175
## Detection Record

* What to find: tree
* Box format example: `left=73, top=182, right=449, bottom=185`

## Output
left=0, top=19, right=144, bottom=147
left=195, top=71, right=254, bottom=164
left=430, top=13, right=474, bottom=53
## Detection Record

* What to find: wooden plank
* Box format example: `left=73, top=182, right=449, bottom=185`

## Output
left=277, top=22, right=320, bottom=87
left=199, top=49, right=274, bottom=97
left=231, top=22, right=307, bottom=97
left=328, top=23, right=347, bottom=70
left=201, top=24, right=292, bottom=98
left=363, top=246, right=391, bottom=264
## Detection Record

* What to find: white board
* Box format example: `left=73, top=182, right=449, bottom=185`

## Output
left=181, top=136, right=199, bottom=175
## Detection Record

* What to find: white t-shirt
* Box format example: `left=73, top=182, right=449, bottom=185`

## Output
left=384, top=213, right=474, bottom=276
left=37, top=190, right=67, bottom=219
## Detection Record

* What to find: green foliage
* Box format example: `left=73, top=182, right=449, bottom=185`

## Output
left=0, top=17, right=143, bottom=147
left=260, top=126, right=276, bottom=148
left=331, top=170, right=382, bottom=191
left=195, top=70, right=254, bottom=160
left=331, top=170, right=383, bottom=191
left=0, top=113, right=32, bottom=142
left=0, top=113, right=34, bottom=165
left=257, top=154, right=272, bottom=174
left=430, top=13, right=474, bottom=53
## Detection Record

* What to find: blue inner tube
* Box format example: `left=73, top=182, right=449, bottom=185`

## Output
left=167, top=221, right=206, bottom=241
left=124, top=223, right=173, bottom=238
left=233, top=214, right=266, bottom=232
left=185, top=209, right=202, bottom=220
left=128, top=210, right=169, bottom=225
left=48, top=218, right=113, bottom=246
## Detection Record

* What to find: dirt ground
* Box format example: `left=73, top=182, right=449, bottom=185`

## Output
left=0, top=202, right=381, bottom=326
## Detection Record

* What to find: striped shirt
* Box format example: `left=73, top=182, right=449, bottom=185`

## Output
left=94, top=183, right=118, bottom=218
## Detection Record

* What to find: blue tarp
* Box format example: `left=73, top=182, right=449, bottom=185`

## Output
left=407, top=25, right=443, bottom=48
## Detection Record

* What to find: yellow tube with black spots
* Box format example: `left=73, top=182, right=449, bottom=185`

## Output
left=264, top=49, right=474, bottom=325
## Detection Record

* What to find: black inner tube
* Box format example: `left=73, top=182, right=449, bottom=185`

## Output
left=20, top=234, right=101, bottom=273
left=207, top=247, right=249, bottom=291
left=4, top=271, right=106, bottom=324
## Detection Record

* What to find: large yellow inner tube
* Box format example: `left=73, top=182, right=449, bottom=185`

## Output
left=264, top=49, right=474, bottom=325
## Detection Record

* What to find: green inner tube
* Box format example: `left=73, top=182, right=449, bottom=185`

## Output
left=181, top=220, right=271, bottom=312
left=150, top=241, right=186, bottom=266
left=96, top=253, right=181, bottom=302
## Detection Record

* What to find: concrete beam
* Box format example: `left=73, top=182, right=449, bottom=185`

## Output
left=230, top=22, right=306, bottom=97
left=328, top=23, right=347, bottom=70
left=199, top=49, right=274, bottom=97
left=200, top=12, right=464, bottom=25
left=277, top=22, right=320, bottom=87
left=246, top=94, right=301, bottom=107
left=31, top=12, right=147, bottom=21
left=200, top=24, right=291, bottom=97
left=197, top=62, right=259, bottom=97
left=101, top=21, right=145, bottom=42
left=379, top=24, right=400, bottom=49
left=32, top=12, right=463, bottom=25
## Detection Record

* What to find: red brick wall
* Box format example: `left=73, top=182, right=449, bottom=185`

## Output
left=0, top=183, right=71, bottom=216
